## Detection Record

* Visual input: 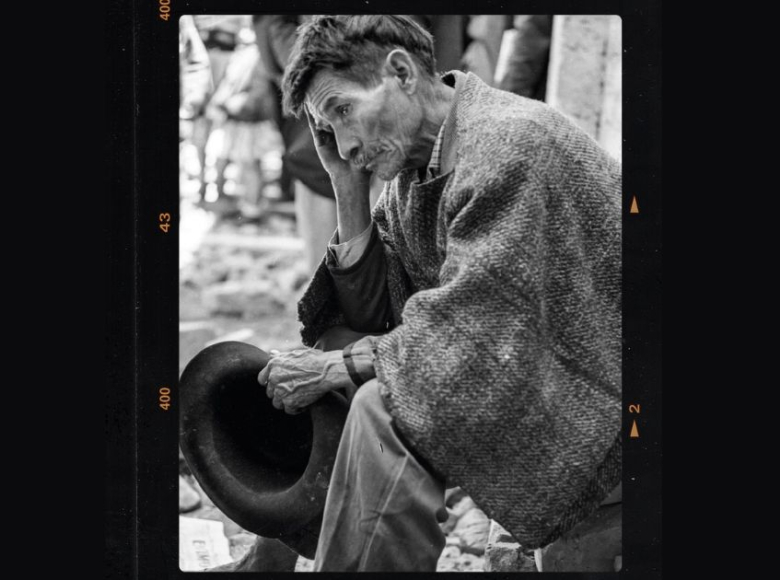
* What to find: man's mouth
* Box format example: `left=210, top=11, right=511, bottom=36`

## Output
left=352, top=154, right=370, bottom=169
left=363, top=151, right=383, bottom=171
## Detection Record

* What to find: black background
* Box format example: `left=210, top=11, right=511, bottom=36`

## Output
left=106, top=1, right=662, bottom=578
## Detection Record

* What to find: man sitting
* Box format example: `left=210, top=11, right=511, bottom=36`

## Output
left=258, top=15, right=622, bottom=572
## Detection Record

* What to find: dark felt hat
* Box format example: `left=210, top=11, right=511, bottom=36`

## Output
left=179, top=341, right=349, bottom=559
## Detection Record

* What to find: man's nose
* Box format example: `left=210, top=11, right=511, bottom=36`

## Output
left=334, top=130, right=360, bottom=163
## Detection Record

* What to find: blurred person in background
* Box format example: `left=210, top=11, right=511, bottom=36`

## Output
left=460, top=15, right=509, bottom=85
left=177, top=15, right=211, bottom=516
left=495, top=15, right=552, bottom=100
left=408, top=15, right=465, bottom=73
left=460, top=15, right=552, bottom=102
left=252, top=15, right=468, bottom=274
left=253, top=15, right=339, bottom=274
left=179, top=15, right=211, bottom=143
left=190, top=16, right=245, bottom=201
left=205, top=26, right=278, bottom=216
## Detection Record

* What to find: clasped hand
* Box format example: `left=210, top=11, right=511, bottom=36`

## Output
left=257, top=348, right=350, bottom=414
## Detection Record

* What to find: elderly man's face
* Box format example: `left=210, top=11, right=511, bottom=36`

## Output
left=305, top=69, right=424, bottom=181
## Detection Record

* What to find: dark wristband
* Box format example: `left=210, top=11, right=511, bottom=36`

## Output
left=342, top=342, right=367, bottom=387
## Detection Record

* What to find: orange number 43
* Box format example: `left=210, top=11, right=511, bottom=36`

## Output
left=159, top=212, right=171, bottom=233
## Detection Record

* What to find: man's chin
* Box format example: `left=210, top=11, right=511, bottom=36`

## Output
left=374, top=168, right=398, bottom=181
left=373, top=160, right=403, bottom=181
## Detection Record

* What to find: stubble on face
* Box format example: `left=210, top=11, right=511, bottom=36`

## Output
left=305, top=70, right=425, bottom=181
left=367, top=84, right=426, bottom=180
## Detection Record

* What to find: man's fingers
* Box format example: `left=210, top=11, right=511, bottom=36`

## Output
left=259, top=364, right=276, bottom=399
left=258, top=365, right=271, bottom=386
left=304, top=106, right=333, bottom=149
left=272, top=395, right=284, bottom=410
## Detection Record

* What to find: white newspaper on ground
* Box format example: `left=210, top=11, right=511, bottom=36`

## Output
left=179, top=516, right=233, bottom=571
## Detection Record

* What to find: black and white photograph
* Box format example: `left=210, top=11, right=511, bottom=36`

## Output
left=175, top=14, right=626, bottom=573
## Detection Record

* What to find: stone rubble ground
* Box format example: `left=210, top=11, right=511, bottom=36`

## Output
left=180, top=472, right=500, bottom=572
left=178, top=192, right=534, bottom=572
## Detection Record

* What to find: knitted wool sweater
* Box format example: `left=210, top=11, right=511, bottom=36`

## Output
left=298, top=71, right=622, bottom=548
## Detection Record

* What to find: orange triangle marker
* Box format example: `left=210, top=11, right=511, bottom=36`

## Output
left=630, top=196, right=639, bottom=214
left=630, top=420, right=639, bottom=438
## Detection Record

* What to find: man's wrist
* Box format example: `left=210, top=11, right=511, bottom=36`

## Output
left=331, top=171, right=371, bottom=196
left=321, top=350, right=357, bottom=391
left=341, top=337, right=379, bottom=388
left=342, top=342, right=368, bottom=387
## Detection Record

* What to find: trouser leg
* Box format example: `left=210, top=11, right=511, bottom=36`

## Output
left=313, top=379, right=447, bottom=572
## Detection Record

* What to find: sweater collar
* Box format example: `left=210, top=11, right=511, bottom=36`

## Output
left=402, top=70, right=479, bottom=185
left=437, top=70, right=472, bottom=176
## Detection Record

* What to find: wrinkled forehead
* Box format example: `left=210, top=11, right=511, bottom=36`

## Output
left=305, top=69, right=383, bottom=125
left=304, top=71, right=344, bottom=122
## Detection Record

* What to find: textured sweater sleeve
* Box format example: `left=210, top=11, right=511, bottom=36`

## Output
left=373, top=139, right=622, bottom=547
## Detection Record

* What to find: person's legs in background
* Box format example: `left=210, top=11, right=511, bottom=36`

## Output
left=294, top=181, right=338, bottom=274
left=214, top=157, right=230, bottom=199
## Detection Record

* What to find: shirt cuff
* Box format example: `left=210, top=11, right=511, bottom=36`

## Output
left=328, top=223, right=374, bottom=268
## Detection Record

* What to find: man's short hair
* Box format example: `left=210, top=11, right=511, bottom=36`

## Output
left=282, top=15, right=437, bottom=117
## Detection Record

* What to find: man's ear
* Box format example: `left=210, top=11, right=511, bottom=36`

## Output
left=383, top=49, right=418, bottom=94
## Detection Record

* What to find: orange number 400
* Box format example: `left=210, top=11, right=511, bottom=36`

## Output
left=159, top=387, right=171, bottom=411
left=158, top=0, right=170, bottom=22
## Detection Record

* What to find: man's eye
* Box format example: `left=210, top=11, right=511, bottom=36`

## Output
left=337, top=105, right=350, bottom=117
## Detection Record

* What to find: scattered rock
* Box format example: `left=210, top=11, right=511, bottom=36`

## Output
left=453, top=507, right=490, bottom=555
left=440, top=509, right=460, bottom=535
left=221, top=518, right=244, bottom=539
left=180, top=285, right=211, bottom=320
left=190, top=261, right=232, bottom=288
left=179, top=475, right=201, bottom=513
left=179, top=323, right=218, bottom=373
left=437, top=545, right=485, bottom=572
left=446, top=487, right=468, bottom=507
left=228, top=532, right=257, bottom=561
left=295, top=556, right=314, bottom=572
left=275, top=265, right=310, bottom=296
left=238, top=224, right=261, bottom=236
left=207, top=536, right=298, bottom=572
left=188, top=477, right=215, bottom=508
left=484, top=520, right=537, bottom=572
left=179, top=446, right=190, bottom=475
left=206, top=328, right=255, bottom=346
left=222, top=252, right=258, bottom=281
left=454, top=552, right=485, bottom=571
left=185, top=503, right=244, bottom=538
left=437, top=545, right=463, bottom=571
left=203, top=280, right=286, bottom=318
left=449, top=495, right=478, bottom=519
